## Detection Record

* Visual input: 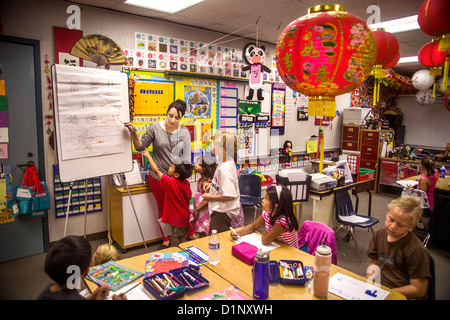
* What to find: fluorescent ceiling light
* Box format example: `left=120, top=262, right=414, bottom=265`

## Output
left=369, top=15, right=420, bottom=33
left=398, top=56, right=419, bottom=64
left=124, top=0, right=204, bottom=14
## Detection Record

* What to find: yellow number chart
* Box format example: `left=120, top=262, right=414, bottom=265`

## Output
left=127, top=70, right=218, bottom=153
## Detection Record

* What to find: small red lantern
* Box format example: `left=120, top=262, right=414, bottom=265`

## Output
left=371, top=29, right=400, bottom=106
left=372, top=30, right=400, bottom=67
left=418, top=0, right=450, bottom=92
left=276, top=4, right=376, bottom=117
left=418, top=0, right=450, bottom=38
left=383, top=50, right=401, bottom=69
left=418, top=40, right=447, bottom=75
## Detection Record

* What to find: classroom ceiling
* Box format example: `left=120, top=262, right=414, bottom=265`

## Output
left=68, top=0, right=433, bottom=77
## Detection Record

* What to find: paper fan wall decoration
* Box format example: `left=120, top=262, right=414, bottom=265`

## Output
left=70, top=34, right=126, bottom=65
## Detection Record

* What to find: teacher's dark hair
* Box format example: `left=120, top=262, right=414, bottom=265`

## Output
left=167, top=99, right=187, bottom=118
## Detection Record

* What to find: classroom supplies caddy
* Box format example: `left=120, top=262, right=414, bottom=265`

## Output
left=232, top=241, right=259, bottom=265
left=268, top=259, right=307, bottom=286
left=14, top=161, right=50, bottom=217
left=143, top=266, right=209, bottom=300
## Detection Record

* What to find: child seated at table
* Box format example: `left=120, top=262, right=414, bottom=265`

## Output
left=230, top=185, right=299, bottom=248
left=143, top=149, right=196, bottom=244
left=93, top=243, right=121, bottom=266
left=367, top=196, right=431, bottom=299
left=37, top=236, right=126, bottom=300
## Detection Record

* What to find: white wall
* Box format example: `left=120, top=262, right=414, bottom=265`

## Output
left=397, top=95, right=450, bottom=150
left=1, top=0, right=275, bottom=241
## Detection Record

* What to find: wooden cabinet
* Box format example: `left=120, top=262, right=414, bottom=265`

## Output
left=360, top=129, right=394, bottom=192
left=109, top=183, right=163, bottom=251
left=341, top=124, right=361, bottom=152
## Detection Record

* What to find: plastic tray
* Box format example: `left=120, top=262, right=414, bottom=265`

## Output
left=143, top=266, right=209, bottom=300
left=269, top=259, right=306, bottom=285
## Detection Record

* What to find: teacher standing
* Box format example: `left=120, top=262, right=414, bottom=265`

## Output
left=125, top=99, right=192, bottom=249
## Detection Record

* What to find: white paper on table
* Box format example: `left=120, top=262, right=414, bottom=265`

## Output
left=329, top=273, right=390, bottom=300
left=109, top=283, right=155, bottom=300
left=396, top=180, right=419, bottom=188
left=339, top=215, right=369, bottom=223
left=233, top=233, right=280, bottom=251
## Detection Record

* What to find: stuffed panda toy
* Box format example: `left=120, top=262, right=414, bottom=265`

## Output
left=243, top=43, right=271, bottom=101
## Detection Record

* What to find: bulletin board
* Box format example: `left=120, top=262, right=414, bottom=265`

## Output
left=127, top=70, right=218, bottom=155
left=133, top=79, right=175, bottom=115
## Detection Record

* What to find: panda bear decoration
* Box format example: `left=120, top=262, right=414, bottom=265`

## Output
left=243, top=43, right=271, bottom=101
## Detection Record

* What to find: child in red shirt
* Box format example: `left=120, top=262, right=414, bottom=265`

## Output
left=143, top=150, right=195, bottom=244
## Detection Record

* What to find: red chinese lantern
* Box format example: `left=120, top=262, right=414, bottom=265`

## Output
left=372, top=30, right=399, bottom=67
left=371, top=29, right=400, bottom=106
left=275, top=4, right=376, bottom=117
left=418, top=0, right=450, bottom=92
left=384, top=50, right=401, bottom=69
left=418, top=39, right=446, bottom=75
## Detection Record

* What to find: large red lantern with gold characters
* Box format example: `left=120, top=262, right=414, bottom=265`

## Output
left=276, top=4, right=376, bottom=117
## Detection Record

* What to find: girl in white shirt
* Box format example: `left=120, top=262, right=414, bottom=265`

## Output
left=203, top=129, right=240, bottom=234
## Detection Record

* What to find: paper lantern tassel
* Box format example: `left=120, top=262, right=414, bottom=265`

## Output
left=308, top=96, right=336, bottom=118
left=443, top=54, right=449, bottom=92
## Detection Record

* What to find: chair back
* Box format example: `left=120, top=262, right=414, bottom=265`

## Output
left=298, top=220, right=338, bottom=264
left=428, top=255, right=436, bottom=300
left=334, top=189, right=355, bottom=218
left=401, top=188, right=430, bottom=209
left=238, top=174, right=261, bottom=199
left=275, top=175, right=311, bottom=202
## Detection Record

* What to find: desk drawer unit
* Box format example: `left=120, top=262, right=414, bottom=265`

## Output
left=342, top=125, right=360, bottom=141
left=342, top=140, right=359, bottom=151
left=361, top=145, right=378, bottom=161
left=361, top=130, right=379, bottom=146
left=341, top=125, right=361, bottom=152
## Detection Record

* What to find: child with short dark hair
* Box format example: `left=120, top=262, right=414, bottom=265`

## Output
left=143, top=149, right=195, bottom=244
left=230, top=185, right=299, bottom=248
left=37, top=235, right=126, bottom=300
left=367, top=196, right=431, bottom=299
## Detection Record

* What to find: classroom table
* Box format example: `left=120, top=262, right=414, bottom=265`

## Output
left=401, top=176, right=450, bottom=194
left=178, top=231, right=406, bottom=300
left=84, top=246, right=252, bottom=300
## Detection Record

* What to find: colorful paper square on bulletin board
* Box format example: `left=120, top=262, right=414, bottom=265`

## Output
left=133, top=80, right=175, bottom=115
left=0, top=96, right=7, bottom=111
left=0, top=112, right=8, bottom=127
left=184, top=86, right=211, bottom=118
left=0, top=80, right=5, bottom=96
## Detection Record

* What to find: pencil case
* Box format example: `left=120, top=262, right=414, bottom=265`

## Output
left=231, top=241, right=258, bottom=265
left=269, top=260, right=306, bottom=285
left=143, top=266, right=209, bottom=300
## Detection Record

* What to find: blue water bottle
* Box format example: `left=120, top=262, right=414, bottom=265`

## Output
left=253, top=249, right=270, bottom=300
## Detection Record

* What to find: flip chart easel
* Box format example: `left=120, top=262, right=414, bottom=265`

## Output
left=52, top=65, right=146, bottom=246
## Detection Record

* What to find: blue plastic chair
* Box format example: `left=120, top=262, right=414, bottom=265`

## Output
left=334, top=188, right=379, bottom=263
left=239, top=174, right=261, bottom=221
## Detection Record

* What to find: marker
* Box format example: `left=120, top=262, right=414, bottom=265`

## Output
left=230, top=227, right=240, bottom=239
left=120, top=120, right=136, bottom=131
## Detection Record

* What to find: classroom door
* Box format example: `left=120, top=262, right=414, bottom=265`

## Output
left=0, top=35, right=48, bottom=263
